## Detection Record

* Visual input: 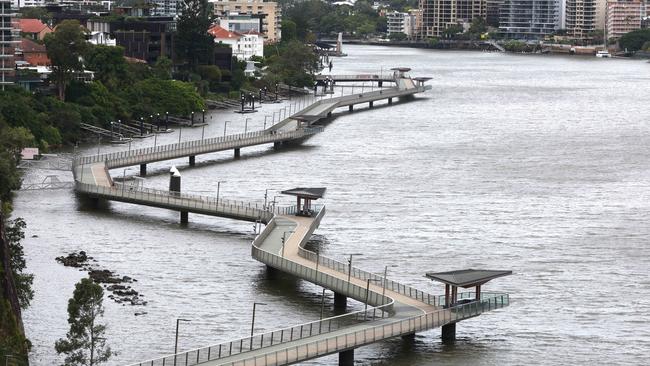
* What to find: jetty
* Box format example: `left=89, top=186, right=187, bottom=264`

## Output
left=70, top=69, right=511, bottom=366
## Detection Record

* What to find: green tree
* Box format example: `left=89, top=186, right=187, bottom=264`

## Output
left=176, top=0, right=216, bottom=70
left=618, top=29, right=650, bottom=52
left=388, top=32, right=407, bottom=41
left=467, top=17, right=487, bottom=39
left=153, top=56, right=173, bottom=80
left=19, top=6, right=52, bottom=23
left=281, top=19, right=297, bottom=41
left=44, top=20, right=89, bottom=100
left=0, top=126, right=34, bottom=201
left=83, top=45, right=128, bottom=88
left=55, top=278, right=112, bottom=366
left=4, top=218, right=34, bottom=309
left=442, top=24, right=463, bottom=39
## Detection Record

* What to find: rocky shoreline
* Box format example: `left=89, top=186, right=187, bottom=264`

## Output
left=56, top=251, right=147, bottom=309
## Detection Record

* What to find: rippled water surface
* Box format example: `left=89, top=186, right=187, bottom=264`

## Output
left=15, top=45, right=650, bottom=365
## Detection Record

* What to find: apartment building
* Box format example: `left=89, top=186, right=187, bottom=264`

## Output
left=419, top=0, right=487, bottom=37
left=1, top=0, right=18, bottom=89
left=210, top=0, right=281, bottom=42
left=387, top=11, right=413, bottom=36
left=565, top=0, right=608, bottom=38
left=606, top=0, right=647, bottom=39
left=499, top=0, right=560, bottom=39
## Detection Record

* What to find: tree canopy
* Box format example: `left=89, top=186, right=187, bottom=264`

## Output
left=618, top=29, right=650, bottom=52
left=44, top=20, right=90, bottom=100
left=176, top=0, right=216, bottom=70
left=55, top=278, right=112, bottom=366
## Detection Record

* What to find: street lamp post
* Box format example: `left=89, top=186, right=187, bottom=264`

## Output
left=224, top=121, right=230, bottom=137
left=250, top=302, right=267, bottom=349
left=320, top=288, right=326, bottom=321
left=202, top=109, right=205, bottom=124
left=174, top=318, right=191, bottom=366
left=264, top=115, right=269, bottom=129
left=216, top=181, right=223, bottom=207
left=110, top=121, right=114, bottom=140
left=245, top=117, right=250, bottom=133
left=178, top=126, right=182, bottom=144
left=191, top=111, right=195, bottom=126
left=364, top=278, right=382, bottom=320
left=201, top=125, right=205, bottom=140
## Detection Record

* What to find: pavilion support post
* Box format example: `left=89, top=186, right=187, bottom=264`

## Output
left=338, top=349, right=354, bottom=366
left=189, top=155, right=195, bottom=166
left=140, top=164, right=147, bottom=176
left=441, top=323, right=456, bottom=343
left=296, top=196, right=301, bottom=213
left=401, top=333, right=415, bottom=341
left=234, top=148, right=241, bottom=158
left=334, top=292, right=347, bottom=309
left=476, top=285, right=481, bottom=301
left=445, top=284, right=450, bottom=307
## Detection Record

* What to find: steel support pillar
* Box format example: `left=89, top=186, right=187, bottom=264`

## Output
left=369, top=101, right=373, bottom=108
left=140, top=164, right=147, bottom=176
left=180, top=211, right=188, bottom=224
left=338, top=349, right=353, bottom=366
left=273, top=142, right=281, bottom=149
left=334, top=292, right=347, bottom=309
left=349, top=105, right=353, bottom=112
left=378, top=81, right=383, bottom=87
left=388, top=98, right=392, bottom=104
left=234, top=148, right=241, bottom=158
left=441, top=323, right=456, bottom=342
left=189, top=156, right=195, bottom=166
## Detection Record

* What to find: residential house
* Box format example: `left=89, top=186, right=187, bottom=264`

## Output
left=211, top=0, right=281, bottom=42
left=18, top=18, right=52, bottom=40
left=208, top=24, right=263, bottom=60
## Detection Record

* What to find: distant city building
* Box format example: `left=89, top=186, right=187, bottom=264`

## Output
left=208, top=24, right=263, bottom=60
left=565, top=0, right=607, bottom=38
left=217, top=11, right=264, bottom=34
left=606, top=0, right=647, bottom=39
left=499, top=0, right=559, bottom=39
left=210, top=0, right=281, bottom=42
left=1, top=0, right=18, bottom=89
left=12, top=0, right=46, bottom=7
left=112, top=18, right=176, bottom=64
left=149, top=0, right=182, bottom=17
left=419, top=0, right=487, bottom=38
left=486, top=0, right=503, bottom=26
left=386, top=11, right=413, bottom=36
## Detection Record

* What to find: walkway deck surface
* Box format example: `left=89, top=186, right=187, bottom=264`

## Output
left=70, top=72, right=510, bottom=366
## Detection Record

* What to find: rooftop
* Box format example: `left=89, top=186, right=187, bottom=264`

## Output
left=208, top=25, right=241, bottom=40
left=425, top=269, right=512, bottom=288
left=19, top=19, right=51, bottom=34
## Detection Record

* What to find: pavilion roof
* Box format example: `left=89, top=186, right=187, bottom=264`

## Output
left=281, top=188, right=326, bottom=200
left=425, top=269, right=512, bottom=288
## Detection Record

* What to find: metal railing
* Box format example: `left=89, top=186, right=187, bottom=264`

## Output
left=74, top=181, right=297, bottom=222
left=298, top=247, right=440, bottom=307
left=211, top=294, right=509, bottom=366
left=74, top=127, right=324, bottom=168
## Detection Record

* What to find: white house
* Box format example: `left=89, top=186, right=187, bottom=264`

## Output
left=208, top=25, right=264, bottom=61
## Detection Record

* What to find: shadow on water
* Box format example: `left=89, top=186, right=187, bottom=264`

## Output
left=74, top=194, right=251, bottom=237
left=115, top=143, right=319, bottom=179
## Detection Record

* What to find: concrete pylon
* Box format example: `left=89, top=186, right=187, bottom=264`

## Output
left=441, top=323, right=456, bottom=342
left=338, top=349, right=353, bottom=366
left=169, top=166, right=187, bottom=224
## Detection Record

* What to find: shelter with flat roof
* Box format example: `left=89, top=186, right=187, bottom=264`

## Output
left=426, top=269, right=512, bottom=308
left=280, top=187, right=326, bottom=217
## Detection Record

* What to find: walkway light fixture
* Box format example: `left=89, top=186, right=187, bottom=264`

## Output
left=174, top=318, right=191, bottom=366
left=250, top=302, right=267, bottom=349
left=364, top=278, right=382, bottom=320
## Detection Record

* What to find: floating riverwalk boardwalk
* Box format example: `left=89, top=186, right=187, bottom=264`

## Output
left=71, top=69, right=510, bottom=366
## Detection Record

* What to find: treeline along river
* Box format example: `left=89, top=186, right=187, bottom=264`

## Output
left=15, top=45, right=650, bottom=365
